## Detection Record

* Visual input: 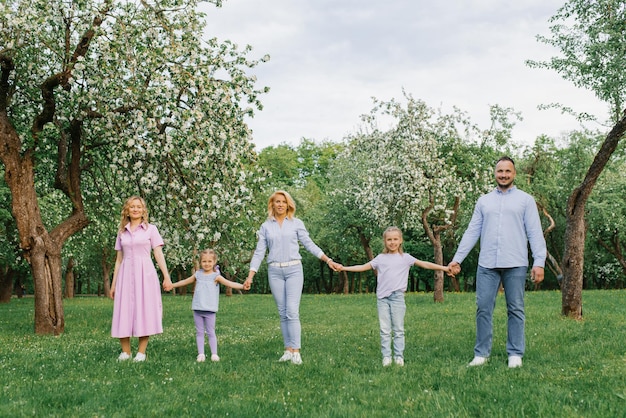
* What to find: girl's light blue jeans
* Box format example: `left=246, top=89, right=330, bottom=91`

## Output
left=377, top=290, right=406, bottom=359
left=475, top=265, right=527, bottom=358
left=268, top=264, right=304, bottom=349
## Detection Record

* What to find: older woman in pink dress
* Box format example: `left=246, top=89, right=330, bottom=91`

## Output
left=110, top=196, right=172, bottom=362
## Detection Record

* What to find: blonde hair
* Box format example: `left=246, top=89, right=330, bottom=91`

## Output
left=118, top=196, right=149, bottom=232
left=382, top=226, right=404, bottom=254
left=267, top=190, right=296, bottom=219
left=199, top=248, right=218, bottom=264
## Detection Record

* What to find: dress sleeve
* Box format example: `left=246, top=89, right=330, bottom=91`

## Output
left=149, top=224, right=165, bottom=248
left=114, top=232, right=122, bottom=251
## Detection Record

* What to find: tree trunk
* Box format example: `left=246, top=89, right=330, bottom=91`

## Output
left=561, top=114, right=626, bottom=319
left=64, top=257, right=75, bottom=298
left=357, top=230, right=374, bottom=261
left=539, top=206, right=561, bottom=290
left=422, top=194, right=458, bottom=303
left=1, top=110, right=89, bottom=334
left=431, top=231, right=445, bottom=303
left=102, top=246, right=112, bottom=298
left=0, top=266, right=12, bottom=303
left=342, top=269, right=349, bottom=294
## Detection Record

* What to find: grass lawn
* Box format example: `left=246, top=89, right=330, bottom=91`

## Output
left=2, top=290, right=626, bottom=417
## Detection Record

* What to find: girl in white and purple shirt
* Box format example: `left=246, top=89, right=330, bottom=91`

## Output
left=339, top=227, right=450, bottom=367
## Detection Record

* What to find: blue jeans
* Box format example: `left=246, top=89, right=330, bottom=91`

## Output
left=268, top=264, right=304, bottom=349
left=377, top=291, right=406, bottom=359
left=475, top=266, right=527, bottom=358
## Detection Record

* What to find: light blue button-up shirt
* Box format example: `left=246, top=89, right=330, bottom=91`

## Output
left=249, top=217, right=325, bottom=272
left=453, top=186, right=546, bottom=269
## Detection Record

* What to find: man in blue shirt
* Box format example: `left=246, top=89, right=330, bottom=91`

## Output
left=449, top=156, right=547, bottom=368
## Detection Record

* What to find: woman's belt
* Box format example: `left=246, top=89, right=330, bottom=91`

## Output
left=268, top=260, right=302, bottom=267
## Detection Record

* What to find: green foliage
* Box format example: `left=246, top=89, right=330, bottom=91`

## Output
left=527, top=0, right=626, bottom=121
left=2, top=292, right=626, bottom=416
left=1, top=0, right=270, bottom=290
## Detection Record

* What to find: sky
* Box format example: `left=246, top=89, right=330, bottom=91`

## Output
left=201, top=0, right=608, bottom=150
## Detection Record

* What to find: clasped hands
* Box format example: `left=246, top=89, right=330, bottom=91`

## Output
left=447, top=262, right=461, bottom=277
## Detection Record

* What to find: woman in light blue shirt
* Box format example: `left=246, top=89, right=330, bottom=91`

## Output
left=244, top=190, right=339, bottom=365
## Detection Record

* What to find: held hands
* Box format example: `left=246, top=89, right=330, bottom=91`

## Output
left=447, top=261, right=461, bottom=277
left=327, top=260, right=341, bottom=272
left=162, top=279, right=173, bottom=292
left=243, top=273, right=254, bottom=291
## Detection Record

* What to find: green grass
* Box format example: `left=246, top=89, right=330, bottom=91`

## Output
left=2, top=291, right=626, bottom=417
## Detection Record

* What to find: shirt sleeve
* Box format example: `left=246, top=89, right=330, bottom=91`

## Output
left=453, top=199, right=483, bottom=264
left=525, top=196, right=547, bottom=268
left=249, top=224, right=268, bottom=272
left=295, top=219, right=324, bottom=259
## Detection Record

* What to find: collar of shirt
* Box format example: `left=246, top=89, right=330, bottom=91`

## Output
left=495, top=185, right=517, bottom=195
left=124, top=222, right=147, bottom=232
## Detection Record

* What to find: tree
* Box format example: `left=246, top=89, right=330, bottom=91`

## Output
left=337, top=94, right=497, bottom=302
left=0, top=0, right=267, bottom=334
left=527, top=0, right=626, bottom=319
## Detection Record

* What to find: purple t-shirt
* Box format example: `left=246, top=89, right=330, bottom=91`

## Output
left=370, top=253, right=418, bottom=299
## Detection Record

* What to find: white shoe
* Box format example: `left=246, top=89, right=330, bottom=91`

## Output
left=382, top=357, right=392, bottom=367
left=467, top=356, right=488, bottom=367
left=196, top=354, right=206, bottom=362
left=278, top=350, right=293, bottom=362
left=211, top=354, right=220, bottom=362
left=394, top=357, right=404, bottom=366
left=291, top=352, right=302, bottom=365
left=508, top=356, right=522, bottom=368
left=117, top=352, right=131, bottom=361
left=133, top=352, right=146, bottom=362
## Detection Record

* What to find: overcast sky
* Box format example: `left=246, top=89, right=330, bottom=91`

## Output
left=201, top=0, right=608, bottom=150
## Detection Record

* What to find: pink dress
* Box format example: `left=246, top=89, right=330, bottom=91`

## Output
left=111, top=223, right=164, bottom=338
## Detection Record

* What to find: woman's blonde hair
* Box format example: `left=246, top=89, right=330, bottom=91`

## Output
left=118, top=196, right=149, bottom=232
left=267, top=190, right=296, bottom=219
left=382, top=226, right=404, bottom=254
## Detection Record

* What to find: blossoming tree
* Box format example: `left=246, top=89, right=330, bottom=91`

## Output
left=0, top=0, right=267, bottom=334
left=336, top=95, right=511, bottom=301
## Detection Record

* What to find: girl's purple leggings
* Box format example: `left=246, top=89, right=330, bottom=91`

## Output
left=193, top=310, right=217, bottom=355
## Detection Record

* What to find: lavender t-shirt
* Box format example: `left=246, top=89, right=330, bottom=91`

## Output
left=370, top=253, right=418, bottom=299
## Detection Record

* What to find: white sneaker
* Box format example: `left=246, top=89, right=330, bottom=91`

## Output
left=117, top=352, right=131, bottom=361
left=508, top=356, right=522, bottom=368
left=467, top=356, right=488, bottom=367
left=196, top=354, right=206, bottom=362
left=211, top=354, right=220, bottom=362
left=382, top=357, right=392, bottom=367
left=133, top=352, right=146, bottom=362
left=278, top=350, right=293, bottom=362
left=394, top=357, right=404, bottom=366
left=291, top=352, right=302, bottom=365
